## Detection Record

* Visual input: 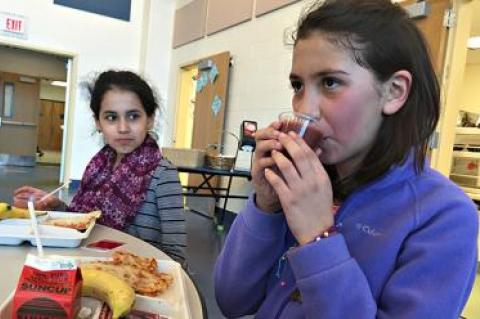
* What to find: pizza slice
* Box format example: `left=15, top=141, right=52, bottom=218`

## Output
left=80, top=251, right=174, bottom=297
left=111, top=250, right=158, bottom=273
left=43, top=210, right=102, bottom=230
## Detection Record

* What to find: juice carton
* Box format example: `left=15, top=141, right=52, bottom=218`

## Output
left=12, top=254, right=82, bottom=319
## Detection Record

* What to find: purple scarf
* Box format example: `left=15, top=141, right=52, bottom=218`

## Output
left=69, top=135, right=161, bottom=230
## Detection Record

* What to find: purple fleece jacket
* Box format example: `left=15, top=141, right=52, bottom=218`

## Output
left=214, top=157, right=478, bottom=318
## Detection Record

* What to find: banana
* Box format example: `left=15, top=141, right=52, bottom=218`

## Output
left=80, top=267, right=136, bottom=319
left=0, top=202, right=48, bottom=219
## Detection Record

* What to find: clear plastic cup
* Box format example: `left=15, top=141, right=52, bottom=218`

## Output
left=278, top=111, right=322, bottom=150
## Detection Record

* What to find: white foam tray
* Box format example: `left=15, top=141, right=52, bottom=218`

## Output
left=78, top=257, right=191, bottom=319
left=0, top=212, right=96, bottom=248
left=0, top=258, right=190, bottom=319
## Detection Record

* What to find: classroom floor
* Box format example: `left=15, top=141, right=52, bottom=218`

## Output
left=0, top=164, right=478, bottom=319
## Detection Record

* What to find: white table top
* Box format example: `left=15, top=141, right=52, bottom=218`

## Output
left=0, top=224, right=203, bottom=318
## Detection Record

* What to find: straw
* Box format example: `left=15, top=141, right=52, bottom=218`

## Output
left=39, top=183, right=67, bottom=203
left=298, top=119, right=310, bottom=138
left=28, top=200, right=44, bottom=257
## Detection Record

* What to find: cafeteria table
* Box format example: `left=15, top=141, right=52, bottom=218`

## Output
left=176, top=165, right=251, bottom=231
left=0, top=224, right=204, bottom=319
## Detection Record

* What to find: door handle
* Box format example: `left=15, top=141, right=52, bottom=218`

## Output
left=1, top=120, right=36, bottom=127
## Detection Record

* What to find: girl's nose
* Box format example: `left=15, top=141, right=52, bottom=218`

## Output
left=118, top=118, right=129, bottom=133
left=294, top=94, right=321, bottom=118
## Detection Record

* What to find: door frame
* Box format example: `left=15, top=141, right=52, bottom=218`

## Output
left=430, top=0, right=476, bottom=175
left=0, top=38, right=78, bottom=185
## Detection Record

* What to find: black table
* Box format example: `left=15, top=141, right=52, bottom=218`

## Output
left=176, top=166, right=251, bottom=230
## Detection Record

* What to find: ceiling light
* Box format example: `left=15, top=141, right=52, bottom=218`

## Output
left=467, top=36, right=480, bottom=50
left=51, top=80, right=67, bottom=87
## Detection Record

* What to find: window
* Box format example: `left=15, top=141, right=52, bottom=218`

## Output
left=3, top=83, right=14, bottom=118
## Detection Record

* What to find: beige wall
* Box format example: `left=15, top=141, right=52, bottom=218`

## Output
left=460, top=61, right=480, bottom=113
left=459, top=0, right=480, bottom=113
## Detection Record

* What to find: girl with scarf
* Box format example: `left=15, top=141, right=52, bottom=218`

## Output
left=14, top=70, right=186, bottom=264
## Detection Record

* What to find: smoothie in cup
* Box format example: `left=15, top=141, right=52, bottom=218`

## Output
left=278, top=111, right=322, bottom=152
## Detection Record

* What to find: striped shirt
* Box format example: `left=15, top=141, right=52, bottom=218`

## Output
left=125, top=159, right=187, bottom=265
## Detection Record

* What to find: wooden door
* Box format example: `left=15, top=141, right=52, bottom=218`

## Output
left=38, top=100, right=64, bottom=151
left=189, top=52, right=231, bottom=186
left=0, top=72, right=40, bottom=157
left=401, top=0, right=451, bottom=76
left=401, top=0, right=451, bottom=164
left=179, top=52, right=231, bottom=217
left=50, top=101, right=64, bottom=151
left=38, top=100, right=52, bottom=151
left=190, top=52, right=231, bottom=153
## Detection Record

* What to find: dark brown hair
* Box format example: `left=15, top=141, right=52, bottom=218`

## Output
left=89, top=70, right=159, bottom=119
left=293, top=0, right=440, bottom=200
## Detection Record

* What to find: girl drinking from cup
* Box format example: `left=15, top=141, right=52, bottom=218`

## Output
left=215, top=0, right=478, bottom=317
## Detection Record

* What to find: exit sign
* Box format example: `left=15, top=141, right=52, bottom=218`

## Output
left=0, top=12, right=28, bottom=39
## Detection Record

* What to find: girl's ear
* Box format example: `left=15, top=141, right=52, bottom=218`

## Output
left=147, top=116, right=154, bottom=131
left=382, top=70, right=412, bottom=115
left=95, top=118, right=101, bottom=132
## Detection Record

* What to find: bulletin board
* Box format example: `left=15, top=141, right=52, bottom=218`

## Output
left=173, top=0, right=207, bottom=48
left=255, top=0, right=301, bottom=17
left=206, top=0, right=254, bottom=35
left=53, top=0, right=131, bottom=21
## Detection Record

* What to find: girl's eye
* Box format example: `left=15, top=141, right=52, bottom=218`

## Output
left=322, top=77, right=341, bottom=90
left=105, top=114, right=116, bottom=121
left=290, top=80, right=303, bottom=93
left=127, top=113, right=140, bottom=121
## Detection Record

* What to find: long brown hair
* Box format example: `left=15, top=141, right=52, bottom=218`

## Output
left=293, top=0, right=440, bottom=200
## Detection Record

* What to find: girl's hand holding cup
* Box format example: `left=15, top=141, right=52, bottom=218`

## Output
left=264, top=111, right=334, bottom=245
left=251, top=121, right=284, bottom=213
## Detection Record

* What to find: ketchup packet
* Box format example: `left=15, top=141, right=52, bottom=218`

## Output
left=85, top=240, right=124, bottom=251
left=12, top=254, right=82, bottom=319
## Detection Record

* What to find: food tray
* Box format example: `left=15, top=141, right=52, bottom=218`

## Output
left=0, top=259, right=190, bottom=319
left=78, top=257, right=190, bottom=319
left=0, top=212, right=97, bottom=248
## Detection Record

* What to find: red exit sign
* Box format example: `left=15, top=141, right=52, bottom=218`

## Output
left=1, top=12, right=28, bottom=39
left=6, top=18, right=23, bottom=32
